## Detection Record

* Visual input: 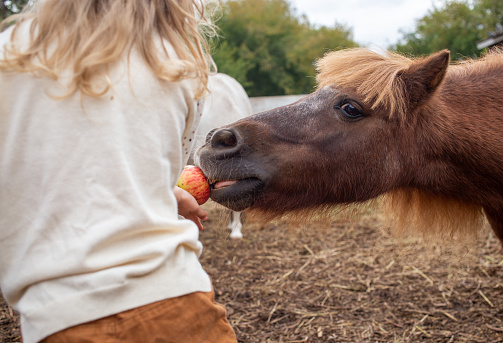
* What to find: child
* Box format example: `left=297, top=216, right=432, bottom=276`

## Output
left=0, top=1, right=237, bottom=342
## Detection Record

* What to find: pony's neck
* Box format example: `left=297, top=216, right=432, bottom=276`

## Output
left=410, top=60, right=503, bottom=207
left=385, top=52, right=503, bottom=243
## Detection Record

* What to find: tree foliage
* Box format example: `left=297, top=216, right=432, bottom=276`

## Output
left=394, top=0, right=503, bottom=59
left=212, top=0, right=358, bottom=96
left=1, top=0, right=28, bottom=21
left=475, top=0, right=503, bottom=35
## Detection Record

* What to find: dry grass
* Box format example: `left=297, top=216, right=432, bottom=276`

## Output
left=203, top=205, right=503, bottom=343
left=2, top=204, right=503, bottom=343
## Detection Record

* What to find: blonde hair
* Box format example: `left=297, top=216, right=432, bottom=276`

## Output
left=0, top=0, right=217, bottom=99
left=382, top=189, right=485, bottom=244
left=316, top=48, right=412, bottom=119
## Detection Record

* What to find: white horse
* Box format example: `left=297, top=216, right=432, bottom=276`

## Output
left=191, top=73, right=253, bottom=239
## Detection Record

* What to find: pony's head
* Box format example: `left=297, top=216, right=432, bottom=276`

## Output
left=197, top=48, right=451, bottom=213
left=197, top=47, right=503, bottom=244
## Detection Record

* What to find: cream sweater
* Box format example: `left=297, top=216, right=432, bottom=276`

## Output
left=0, top=25, right=211, bottom=343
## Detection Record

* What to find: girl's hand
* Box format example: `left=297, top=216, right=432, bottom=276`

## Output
left=174, top=187, right=208, bottom=231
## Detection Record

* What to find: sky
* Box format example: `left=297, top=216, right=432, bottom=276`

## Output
left=290, top=0, right=436, bottom=48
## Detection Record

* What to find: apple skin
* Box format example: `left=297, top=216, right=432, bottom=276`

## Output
left=176, top=165, right=210, bottom=205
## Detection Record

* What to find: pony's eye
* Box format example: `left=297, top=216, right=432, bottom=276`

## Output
left=339, top=103, right=363, bottom=119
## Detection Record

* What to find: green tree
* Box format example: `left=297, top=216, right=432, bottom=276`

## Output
left=475, top=0, right=503, bottom=36
left=394, top=0, right=503, bottom=59
left=1, top=0, right=29, bottom=21
left=212, top=0, right=357, bottom=96
left=288, top=24, right=357, bottom=93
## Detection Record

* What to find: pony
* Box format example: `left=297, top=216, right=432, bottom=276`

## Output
left=195, top=48, right=503, bottom=244
left=189, top=73, right=253, bottom=238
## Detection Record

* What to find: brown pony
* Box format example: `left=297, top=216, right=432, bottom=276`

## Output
left=196, top=48, right=503, bottom=244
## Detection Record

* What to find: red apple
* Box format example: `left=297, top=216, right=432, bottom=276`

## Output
left=176, top=165, right=210, bottom=205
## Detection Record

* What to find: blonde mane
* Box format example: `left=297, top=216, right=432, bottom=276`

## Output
left=316, top=48, right=414, bottom=119
left=450, top=47, right=503, bottom=76
left=0, top=0, right=218, bottom=99
left=382, top=189, right=485, bottom=244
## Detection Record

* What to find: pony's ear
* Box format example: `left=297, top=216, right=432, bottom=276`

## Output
left=399, top=50, right=450, bottom=106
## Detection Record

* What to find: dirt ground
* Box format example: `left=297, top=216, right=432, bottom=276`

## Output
left=2, top=204, right=503, bottom=343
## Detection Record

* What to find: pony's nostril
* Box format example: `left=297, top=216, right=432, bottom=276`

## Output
left=205, top=128, right=217, bottom=145
left=211, top=128, right=238, bottom=149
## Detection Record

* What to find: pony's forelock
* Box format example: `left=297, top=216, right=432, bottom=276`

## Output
left=315, top=48, right=412, bottom=120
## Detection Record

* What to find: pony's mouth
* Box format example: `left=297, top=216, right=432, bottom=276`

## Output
left=208, top=177, right=263, bottom=211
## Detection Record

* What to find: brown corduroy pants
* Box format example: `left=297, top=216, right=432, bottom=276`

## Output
left=40, top=291, right=237, bottom=343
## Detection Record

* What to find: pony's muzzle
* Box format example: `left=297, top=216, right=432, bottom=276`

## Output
left=208, top=128, right=243, bottom=158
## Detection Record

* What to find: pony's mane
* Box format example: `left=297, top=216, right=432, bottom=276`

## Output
left=382, top=188, right=485, bottom=244
left=449, top=47, right=503, bottom=76
left=315, top=48, right=412, bottom=119
left=244, top=190, right=486, bottom=248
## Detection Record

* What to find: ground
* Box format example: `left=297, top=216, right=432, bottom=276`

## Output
left=2, top=204, right=503, bottom=343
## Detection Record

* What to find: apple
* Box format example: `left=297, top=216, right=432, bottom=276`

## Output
left=176, top=165, right=210, bottom=205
